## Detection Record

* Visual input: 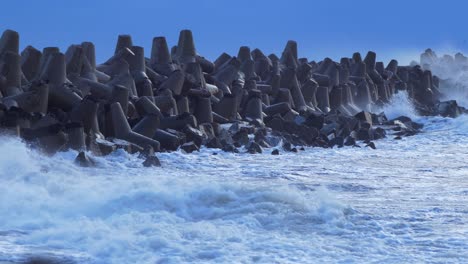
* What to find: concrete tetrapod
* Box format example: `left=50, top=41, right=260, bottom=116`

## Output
left=111, top=102, right=161, bottom=151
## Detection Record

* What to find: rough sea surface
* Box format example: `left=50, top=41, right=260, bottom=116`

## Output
left=0, top=95, right=467, bottom=264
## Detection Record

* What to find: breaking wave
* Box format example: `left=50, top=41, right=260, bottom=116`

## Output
left=375, top=91, right=419, bottom=120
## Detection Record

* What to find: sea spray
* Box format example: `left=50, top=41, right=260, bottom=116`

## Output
left=375, top=91, right=419, bottom=120
left=439, top=77, right=468, bottom=108
left=420, top=49, right=468, bottom=108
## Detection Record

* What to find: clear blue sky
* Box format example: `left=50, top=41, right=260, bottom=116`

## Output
left=2, top=0, right=467, bottom=64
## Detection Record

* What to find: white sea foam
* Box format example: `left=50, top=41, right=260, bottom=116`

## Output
left=0, top=113, right=467, bottom=263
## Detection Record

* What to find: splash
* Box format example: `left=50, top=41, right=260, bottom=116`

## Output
left=375, top=91, right=419, bottom=120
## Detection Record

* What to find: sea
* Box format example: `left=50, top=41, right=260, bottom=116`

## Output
left=0, top=91, right=467, bottom=263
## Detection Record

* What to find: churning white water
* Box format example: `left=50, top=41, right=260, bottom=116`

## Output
left=0, top=107, right=467, bottom=263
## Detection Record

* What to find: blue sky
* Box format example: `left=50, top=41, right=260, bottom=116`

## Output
left=2, top=0, right=467, bottom=64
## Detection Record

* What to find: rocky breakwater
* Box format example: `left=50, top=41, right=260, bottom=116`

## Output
left=0, top=29, right=462, bottom=166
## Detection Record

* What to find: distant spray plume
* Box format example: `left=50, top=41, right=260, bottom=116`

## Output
left=420, top=49, right=468, bottom=108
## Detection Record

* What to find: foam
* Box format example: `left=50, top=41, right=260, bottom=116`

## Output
left=0, top=112, right=467, bottom=263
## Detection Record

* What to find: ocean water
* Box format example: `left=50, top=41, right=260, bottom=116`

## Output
left=0, top=99, right=467, bottom=263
